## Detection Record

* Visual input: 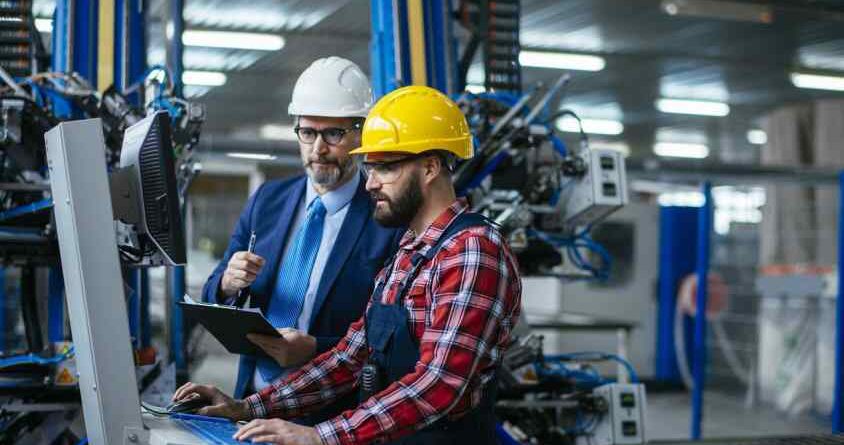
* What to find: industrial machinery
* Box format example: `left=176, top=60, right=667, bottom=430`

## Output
left=451, top=3, right=638, bottom=444
left=0, top=67, right=203, bottom=443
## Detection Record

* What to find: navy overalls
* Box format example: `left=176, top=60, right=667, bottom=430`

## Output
left=361, top=212, right=500, bottom=445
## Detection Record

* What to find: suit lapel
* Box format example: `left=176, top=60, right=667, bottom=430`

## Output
left=251, top=177, right=306, bottom=311
left=309, top=175, right=371, bottom=327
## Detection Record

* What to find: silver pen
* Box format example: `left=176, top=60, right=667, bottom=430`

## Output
left=234, top=231, right=257, bottom=307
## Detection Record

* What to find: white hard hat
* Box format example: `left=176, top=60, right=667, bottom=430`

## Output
left=288, top=56, right=373, bottom=118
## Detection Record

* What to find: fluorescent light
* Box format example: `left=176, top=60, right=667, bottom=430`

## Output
left=182, top=30, right=285, bottom=51
left=653, top=142, right=709, bottom=159
left=260, top=124, right=297, bottom=141
left=658, top=191, right=705, bottom=207
left=226, top=152, right=277, bottom=161
left=182, top=70, right=227, bottom=87
left=519, top=51, right=605, bottom=71
left=556, top=116, right=624, bottom=135
left=35, top=18, right=52, bottom=33
left=466, top=83, right=485, bottom=94
left=656, top=98, right=730, bottom=116
left=790, top=72, right=844, bottom=92
left=747, top=129, right=767, bottom=145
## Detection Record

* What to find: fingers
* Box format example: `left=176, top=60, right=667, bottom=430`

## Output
left=232, top=252, right=266, bottom=272
left=172, top=382, right=217, bottom=403
left=234, top=419, right=280, bottom=441
left=173, top=382, right=197, bottom=401
left=197, top=402, right=228, bottom=418
left=250, top=434, right=282, bottom=444
left=233, top=419, right=263, bottom=441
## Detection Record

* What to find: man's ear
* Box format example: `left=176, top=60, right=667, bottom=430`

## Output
left=421, top=155, right=442, bottom=185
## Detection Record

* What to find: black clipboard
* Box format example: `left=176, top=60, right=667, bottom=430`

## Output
left=178, top=300, right=281, bottom=356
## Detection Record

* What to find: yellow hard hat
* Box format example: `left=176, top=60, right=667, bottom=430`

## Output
left=349, top=85, right=473, bottom=159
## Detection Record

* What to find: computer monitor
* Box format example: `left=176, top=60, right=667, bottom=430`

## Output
left=112, top=110, right=186, bottom=266
left=45, top=118, right=217, bottom=444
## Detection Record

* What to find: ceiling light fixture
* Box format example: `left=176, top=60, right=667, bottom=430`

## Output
left=182, top=30, right=285, bottom=51
left=34, top=18, right=52, bottom=33
left=747, top=129, right=767, bottom=145
left=182, top=70, right=227, bottom=87
left=653, top=142, right=709, bottom=159
left=656, top=98, right=730, bottom=117
left=519, top=51, right=605, bottom=71
left=226, top=152, right=277, bottom=161
left=790, top=72, right=844, bottom=92
left=556, top=116, right=624, bottom=135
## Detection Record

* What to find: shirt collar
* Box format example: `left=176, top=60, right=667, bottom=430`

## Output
left=400, top=198, right=469, bottom=250
left=305, top=170, right=360, bottom=216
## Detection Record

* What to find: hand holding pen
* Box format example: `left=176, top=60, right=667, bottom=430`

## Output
left=220, top=231, right=264, bottom=306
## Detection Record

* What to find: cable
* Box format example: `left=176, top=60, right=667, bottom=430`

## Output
left=0, top=346, right=75, bottom=369
left=528, top=229, right=612, bottom=281
left=545, top=351, right=639, bottom=383
left=548, top=109, right=589, bottom=155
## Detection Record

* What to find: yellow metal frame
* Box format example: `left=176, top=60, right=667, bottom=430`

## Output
left=97, top=0, right=115, bottom=92
left=406, top=0, right=427, bottom=86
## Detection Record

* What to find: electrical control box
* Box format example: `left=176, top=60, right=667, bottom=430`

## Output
left=579, top=383, right=647, bottom=445
left=563, top=149, right=628, bottom=228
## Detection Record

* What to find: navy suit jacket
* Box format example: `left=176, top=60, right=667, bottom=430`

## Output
left=201, top=173, right=402, bottom=421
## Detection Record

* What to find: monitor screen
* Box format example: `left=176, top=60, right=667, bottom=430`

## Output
left=119, top=111, right=186, bottom=265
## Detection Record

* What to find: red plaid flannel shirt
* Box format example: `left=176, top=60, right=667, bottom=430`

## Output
left=245, top=199, right=522, bottom=445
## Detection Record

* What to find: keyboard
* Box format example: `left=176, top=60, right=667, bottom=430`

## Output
left=171, top=413, right=268, bottom=445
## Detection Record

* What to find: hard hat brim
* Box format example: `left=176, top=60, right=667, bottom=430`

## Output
left=349, top=137, right=472, bottom=159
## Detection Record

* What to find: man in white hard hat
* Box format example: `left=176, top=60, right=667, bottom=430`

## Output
left=200, top=56, right=402, bottom=424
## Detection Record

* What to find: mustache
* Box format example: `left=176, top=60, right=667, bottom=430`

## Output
left=369, top=192, right=390, bottom=202
left=307, top=156, right=339, bottom=166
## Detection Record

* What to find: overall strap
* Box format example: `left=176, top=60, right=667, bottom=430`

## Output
left=392, top=212, right=493, bottom=306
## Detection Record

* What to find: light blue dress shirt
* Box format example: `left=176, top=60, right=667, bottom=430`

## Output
left=253, top=172, right=360, bottom=390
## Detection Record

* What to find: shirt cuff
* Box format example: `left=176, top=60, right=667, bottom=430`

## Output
left=315, top=419, right=352, bottom=445
left=244, top=392, right=268, bottom=419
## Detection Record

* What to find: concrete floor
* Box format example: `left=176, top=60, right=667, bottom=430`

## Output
left=190, top=333, right=830, bottom=442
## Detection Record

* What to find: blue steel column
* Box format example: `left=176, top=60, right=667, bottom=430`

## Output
left=834, top=171, right=844, bottom=433
left=423, top=0, right=452, bottom=95
left=691, top=182, right=712, bottom=440
left=370, top=0, right=401, bottom=98
left=140, top=269, right=151, bottom=348
left=115, top=0, right=147, bottom=350
left=52, top=0, right=98, bottom=83
left=0, top=268, right=5, bottom=349
left=48, top=268, right=65, bottom=342
left=115, top=0, right=146, bottom=96
left=167, top=0, right=187, bottom=379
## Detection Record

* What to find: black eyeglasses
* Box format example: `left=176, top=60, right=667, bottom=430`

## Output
left=294, top=122, right=362, bottom=145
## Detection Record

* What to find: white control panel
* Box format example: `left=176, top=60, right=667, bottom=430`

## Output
left=579, top=383, right=647, bottom=445
left=563, top=149, right=628, bottom=228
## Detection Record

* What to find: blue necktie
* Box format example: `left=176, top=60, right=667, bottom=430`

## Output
left=256, top=197, right=326, bottom=381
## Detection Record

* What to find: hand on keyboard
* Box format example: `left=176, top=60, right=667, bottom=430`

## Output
left=172, top=382, right=250, bottom=421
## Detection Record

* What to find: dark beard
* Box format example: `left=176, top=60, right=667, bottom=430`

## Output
left=371, top=172, right=422, bottom=228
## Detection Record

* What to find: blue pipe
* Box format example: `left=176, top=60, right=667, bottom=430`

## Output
left=691, top=182, right=712, bottom=440
left=140, top=269, right=151, bottom=348
left=170, top=266, right=186, bottom=375
left=127, top=269, right=139, bottom=349
left=834, top=171, right=844, bottom=433
left=48, top=268, right=65, bottom=343
left=168, top=0, right=185, bottom=97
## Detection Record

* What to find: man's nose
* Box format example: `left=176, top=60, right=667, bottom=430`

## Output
left=365, top=172, right=381, bottom=191
left=313, top=133, right=330, bottom=155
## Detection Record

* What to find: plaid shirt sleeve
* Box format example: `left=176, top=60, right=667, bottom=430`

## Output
left=315, top=228, right=521, bottom=445
left=244, top=313, right=370, bottom=419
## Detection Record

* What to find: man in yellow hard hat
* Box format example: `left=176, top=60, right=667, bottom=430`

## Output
left=174, top=86, right=522, bottom=445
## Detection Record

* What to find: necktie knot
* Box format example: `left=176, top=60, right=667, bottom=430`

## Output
left=309, top=197, right=326, bottom=217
